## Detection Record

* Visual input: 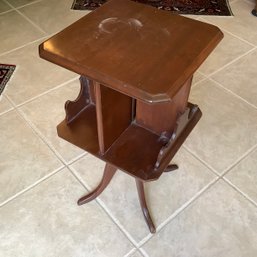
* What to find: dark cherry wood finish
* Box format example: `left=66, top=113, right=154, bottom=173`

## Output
left=136, top=76, right=192, bottom=135
left=39, top=0, right=223, bottom=103
left=136, top=179, right=156, bottom=233
left=39, top=0, right=223, bottom=234
left=78, top=163, right=117, bottom=205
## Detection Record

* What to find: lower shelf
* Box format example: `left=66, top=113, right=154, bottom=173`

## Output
left=57, top=103, right=202, bottom=181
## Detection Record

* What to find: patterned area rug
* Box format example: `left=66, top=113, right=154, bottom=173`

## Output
left=72, top=0, right=232, bottom=16
left=0, top=64, right=16, bottom=95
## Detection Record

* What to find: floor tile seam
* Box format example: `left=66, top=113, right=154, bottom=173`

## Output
left=67, top=166, right=140, bottom=250
left=208, top=77, right=257, bottom=110
left=0, top=106, right=14, bottom=116
left=222, top=177, right=257, bottom=208
left=2, top=0, right=46, bottom=34
left=0, top=34, right=50, bottom=57
left=123, top=248, right=138, bottom=257
left=96, top=197, right=140, bottom=248
left=8, top=95, right=87, bottom=167
left=138, top=248, right=150, bottom=257
left=184, top=132, right=257, bottom=180
left=182, top=145, right=221, bottom=176
left=66, top=152, right=88, bottom=166
left=200, top=17, right=256, bottom=48
left=14, top=8, right=46, bottom=34
left=67, top=165, right=94, bottom=191
left=0, top=8, right=14, bottom=15
left=5, top=96, right=69, bottom=165
left=137, top=177, right=220, bottom=249
left=192, top=76, right=208, bottom=88
left=2, top=0, right=13, bottom=8
left=243, top=0, right=256, bottom=6
left=220, top=29, right=256, bottom=48
left=191, top=72, right=208, bottom=89
left=203, top=46, right=257, bottom=78
left=9, top=0, right=43, bottom=10
left=196, top=70, right=208, bottom=78
left=0, top=165, right=64, bottom=208
left=220, top=143, right=257, bottom=177
left=17, top=110, right=67, bottom=164
left=12, top=76, right=79, bottom=108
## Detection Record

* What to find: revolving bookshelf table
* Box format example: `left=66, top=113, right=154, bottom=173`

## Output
left=39, top=0, right=223, bottom=233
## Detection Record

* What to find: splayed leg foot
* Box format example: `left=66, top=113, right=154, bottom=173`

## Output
left=77, top=163, right=117, bottom=205
left=135, top=179, right=156, bottom=233
left=164, top=164, right=178, bottom=172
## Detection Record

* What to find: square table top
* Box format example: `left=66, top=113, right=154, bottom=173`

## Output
left=39, top=0, right=223, bottom=103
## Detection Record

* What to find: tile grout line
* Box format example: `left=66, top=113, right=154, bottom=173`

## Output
left=3, top=0, right=46, bottom=34
left=221, top=29, right=256, bottom=48
left=4, top=0, right=39, bottom=8
left=5, top=94, right=69, bottom=165
left=96, top=197, right=140, bottom=248
left=183, top=142, right=257, bottom=210
left=0, top=108, right=13, bottom=116
left=192, top=75, right=208, bottom=88
left=66, top=152, right=88, bottom=166
left=123, top=248, right=138, bottom=257
left=182, top=145, right=220, bottom=176
left=243, top=0, right=256, bottom=6
left=0, top=99, right=89, bottom=208
left=222, top=177, right=257, bottom=208
left=17, top=109, right=68, bottom=163
left=192, top=71, right=257, bottom=111
left=0, top=35, right=50, bottom=57
left=200, top=16, right=256, bottom=48
left=137, top=177, right=221, bottom=249
left=220, top=143, right=257, bottom=177
left=16, top=101, right=87, bottom=167
left=204, top=46, right=257, bottom=78
left=0, top=95, right=14, bottom=116
left=14, top=8, right=46, bottom=34
left=13, top=76, right=79, bottom=108
left=3, top=77, right=84, bottom=173
left=208, top=77, right=257, bottom=110
left=0, top=8, right=14, bottom=15
left=67, top=166, right=141, bottom=250
left=0, top=166, right=64, bottom=208
left=6, top=0, right=43, bottom=9
left=138, top=248, right=150, bottom=257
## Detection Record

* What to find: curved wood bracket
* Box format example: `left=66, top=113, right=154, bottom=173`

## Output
left=77, top=163, right=117, bottom=205
left=135, top=179, right=156, bottom=233
left=65, top=76, right=95, bottom=124
left=154, top=104, right=199, bottom=170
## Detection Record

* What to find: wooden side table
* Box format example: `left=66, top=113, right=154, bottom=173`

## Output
left=39, top=0, right=223, bottom=233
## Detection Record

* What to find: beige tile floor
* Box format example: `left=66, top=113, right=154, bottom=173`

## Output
left=0, top=0, right=257, bottom=256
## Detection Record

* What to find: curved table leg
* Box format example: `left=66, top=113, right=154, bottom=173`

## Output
left=164, top=164, right=179, bottom=172
left=135, top=179, right=156, bottom=234
left=77, top=163, right=117, bottom=206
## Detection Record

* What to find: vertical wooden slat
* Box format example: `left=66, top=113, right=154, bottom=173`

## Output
left=94, top=81, right=105, bottom=154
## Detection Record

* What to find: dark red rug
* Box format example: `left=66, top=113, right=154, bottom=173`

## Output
left=0, top=64, right=16, bottom=95
left=72, top=0, right=232, bottom=16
